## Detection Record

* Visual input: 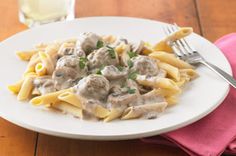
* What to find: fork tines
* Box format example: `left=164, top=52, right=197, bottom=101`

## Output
left=163, top=23, right=196, bottom=60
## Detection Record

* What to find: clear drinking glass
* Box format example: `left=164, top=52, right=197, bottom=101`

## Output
left=18, top=0, right=75, bottom=27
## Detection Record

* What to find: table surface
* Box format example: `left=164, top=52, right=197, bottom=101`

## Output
left=0, top=0, right=236, bottom=155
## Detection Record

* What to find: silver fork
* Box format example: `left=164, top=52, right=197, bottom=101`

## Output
left=163, top=24, right=236, bottom=88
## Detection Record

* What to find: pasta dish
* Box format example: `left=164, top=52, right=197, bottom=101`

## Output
left=8, top=27, right=198, bottom=122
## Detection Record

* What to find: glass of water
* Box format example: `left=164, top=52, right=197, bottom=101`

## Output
left=18, top=0, right=75, bottom=27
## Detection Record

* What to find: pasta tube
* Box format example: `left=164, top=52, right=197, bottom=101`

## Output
left=58, top=91, right=82, bottom=108
left=164, top=27, right=193, bottom=42
left=136, top=75, right=181, bottom=94
left=24, top=53, right=41, bottom=74
left=165, top=95, right=178, bottom=106
left=149, top=51, right=193, bottom=69
left=35, top=63, right=47, bottom=76
left=38, top=51, right=54, bottom=74
left=16, top=50, right=38, bottom=61
left=153, top=27, right=193, bottom=52
left=180, top=69, right=199, bottom=80
left=122, top=102, right=167, bottom=120
left=141, top=42, right=154, bottom=55
left=30, top=88, right=72, bottom=105
left=83, top=103, right=110, bottom=119
left=7, top=79, right=24, bottom=94
left=157, top=62, right=180, bottom=81
left=104, top=108, right=124, bottom=122
left=93, top=105, right=110, bottom=118
left=17, top=76, right=35, bottom=101
left=53, top=101, right=82, bottom=118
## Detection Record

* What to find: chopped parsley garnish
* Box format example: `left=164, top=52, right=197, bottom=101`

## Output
left=128, top=71, right=138, bottom=80
left=96, top=70, right=102, bottom=75
left=106, top=46, right=116, bottom=59
left=96, top=40, right=104, bottom=49
left=79, top=57, right=88, bottom=69
left=127, top=60, right=133, bottom=68
left=96, top=65, right=105, bottom=75
left=116, top=65, right=124, bottom=71
left=127, top=51, right=137, bottom=58
left=127, top=87, right=136, bottom=94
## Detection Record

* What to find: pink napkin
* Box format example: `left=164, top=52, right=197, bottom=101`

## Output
left=142, top=33, right=236, bottom=156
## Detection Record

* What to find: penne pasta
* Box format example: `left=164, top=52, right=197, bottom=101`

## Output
left=93, top=105, right=110, bottom=118
left=30, top=88, right=72, bottom=105
left=120, top=45, right=131, bottom=66
left=24, top=53, right=40, bottom=74
left=153, top=27, right=193, bottom=52
left=38, top=51, right=54, bottom=74
left=17, top=76, right=35, bottom=101
left=141, top=42, right=154, bottom=55
left=104, top=108, right=124, bottom=122
left=176, top=79, right=186, bottom=87
left=45, top=42, right=61, bottom=58
left=7, top=79, right=24, bottom=94
left=35, top=62, right=47, bottom=76
left=16, top=50, right=38, bottom=61
left=153, top=40, right=173, bottom=52
left=115, top=43, right=128, bottom=55
left=122, top=102, right=168, bottom=120
left=136, top=75, right=181, bottom=94
left=32, top=87, right=41, bottom=96
left=58, top=91, right=82, bottom=108
left=164, top=27, right=193, bottom=42
left=165, top=95, right=178, bottom=106
left=23, top=72, right=37, bottom=78
left=53, top=101, right=83, bottom=118
left=158, top=62, right=180, bottom=81
left=149, top=51, right=193, bottom=69
left=152, top=88, right=180, bottom=97
left=180, top=69, right=199, bottom=80
left=83, top=101, right=110, bottom=119
left=102, top=35, right=117, bottom=44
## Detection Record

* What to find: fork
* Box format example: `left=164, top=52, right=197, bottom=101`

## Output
left=163, top=24, right=236, bottom=88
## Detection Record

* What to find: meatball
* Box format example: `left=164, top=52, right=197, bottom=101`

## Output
left=101, top=65, right=127, bottom=80
left=76, top=32, right=101, bottom=54
left=87, top=47, right=119, bottom=69
left=56, top=55, right=88, bottom=78
left=130, top=55, right=159, bottom=76
left=52, top=67, right=79, bottom=90
left=74, top=74, right=110, bottom=100
left=33, top=76, right=56, bottom=95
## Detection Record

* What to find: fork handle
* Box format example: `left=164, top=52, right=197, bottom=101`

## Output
left=200, top=60, right=236, bottom=88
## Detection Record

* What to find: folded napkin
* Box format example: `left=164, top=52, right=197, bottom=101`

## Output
left=142, top=33, right=236, bottom=156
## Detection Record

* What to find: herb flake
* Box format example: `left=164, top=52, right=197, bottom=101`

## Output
left=79, top=57, right=88, bottom=69
left=96, top=65, right=105, bottom=75
left=116, top=65, right=124, bottom=71
left=96, top=40, right=104, bottom=49
left=128, top=71, right=138, bottom=80
left=127, top=87, right=136, bottom=94
left=127, top=60, right=133, bottom=68
left=127, top=51, right=138, bottom=58
left=106, top=46, right=116, bottom=59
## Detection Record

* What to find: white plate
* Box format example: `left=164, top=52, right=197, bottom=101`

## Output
left=0, top=17, right=231, bottom=140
